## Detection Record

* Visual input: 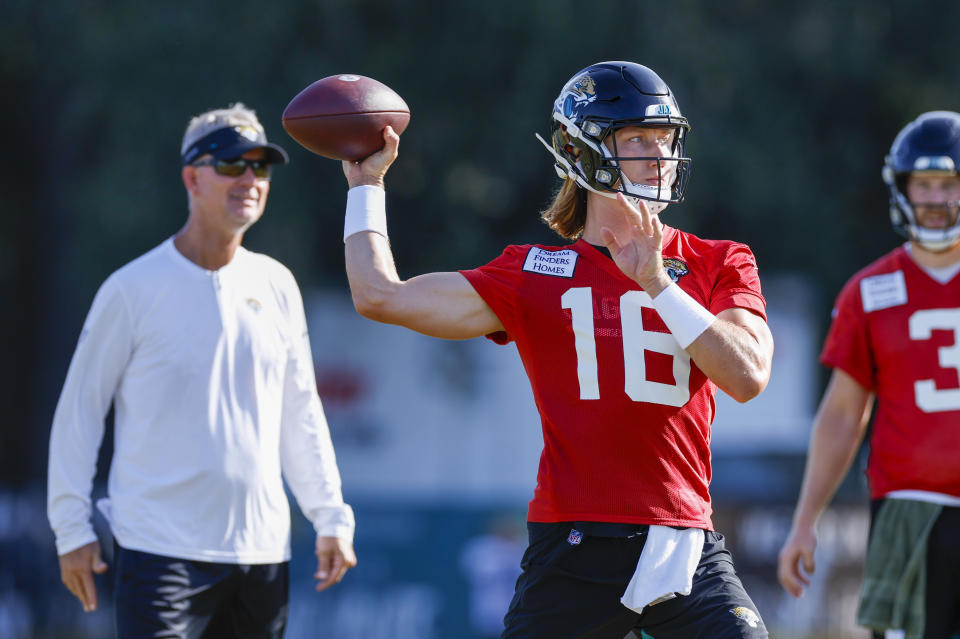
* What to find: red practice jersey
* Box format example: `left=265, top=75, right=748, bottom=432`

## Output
left=460, top=229, right=766, bottom=529
left=821, top=246, right=960, bottom=499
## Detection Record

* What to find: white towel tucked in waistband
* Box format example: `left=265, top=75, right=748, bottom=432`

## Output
left=620, top=525, right=704, bottom=613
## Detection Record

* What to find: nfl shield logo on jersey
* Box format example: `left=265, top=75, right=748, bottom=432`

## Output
left=567, top=529, right=583, bottom=545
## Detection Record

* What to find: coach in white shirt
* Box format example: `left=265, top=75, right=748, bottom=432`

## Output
left=47, top=103, right=355, bottom=638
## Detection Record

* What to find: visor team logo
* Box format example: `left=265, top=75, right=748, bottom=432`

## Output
left=235, top=125, right=261, bottom=142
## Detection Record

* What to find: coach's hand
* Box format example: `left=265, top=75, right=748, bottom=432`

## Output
left=777, top=524, right=817, bottom=597
left=58, top=540, right=108, bottom=612
left=314, top=536, right=357, bottom=592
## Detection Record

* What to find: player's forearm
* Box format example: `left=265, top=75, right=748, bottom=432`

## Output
left=688, top=319, right=772, bottom=402
left=345, top=232, right=404, bottom=321
left=791, top=399, right=872, bottom=528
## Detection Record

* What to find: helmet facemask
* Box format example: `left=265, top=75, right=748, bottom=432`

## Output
left=538, top=113, right=692, bottom=214
left=598, top=122, right=691, bottom=214
left=884, top=165, right=960, bottom=252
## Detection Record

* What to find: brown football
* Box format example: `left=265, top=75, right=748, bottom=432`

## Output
left=282, top=74, right=410, bottom=161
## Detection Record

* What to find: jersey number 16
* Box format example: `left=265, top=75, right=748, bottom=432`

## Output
left=562, top=287, right=691, bottom=407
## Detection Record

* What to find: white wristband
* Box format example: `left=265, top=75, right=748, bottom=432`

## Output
left=650, top=283, right=716, bottom=349
left=344, top=185, right=388, bottom=242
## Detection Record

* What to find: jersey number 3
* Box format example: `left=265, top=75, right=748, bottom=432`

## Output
left=910, top=308, right=960, bottom=413
left=561, top=287, right=691, bottom=406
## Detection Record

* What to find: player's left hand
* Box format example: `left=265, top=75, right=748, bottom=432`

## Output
left=600, top=194, right=672, bottom=296
left=777, top=524, right=817, bottom=597
left=314, top=535, right=357, bottom=592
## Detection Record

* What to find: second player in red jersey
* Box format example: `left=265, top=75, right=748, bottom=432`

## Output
left=779, top=111, right=960, bottom=639
left=822, top=247, right=960, bottom=499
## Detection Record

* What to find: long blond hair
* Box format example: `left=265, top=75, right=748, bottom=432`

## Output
left=540, top=178, right=588, bottom=240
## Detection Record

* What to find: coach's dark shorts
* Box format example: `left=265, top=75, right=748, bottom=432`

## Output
left=501, top=522, right=767, bottom=639
left=113, top=542, right=289, bottom=639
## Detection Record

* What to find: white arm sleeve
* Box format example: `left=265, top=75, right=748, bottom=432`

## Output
left=47, top=275, right=133, bottom=555
left=278, top=279, right=355, bottom=543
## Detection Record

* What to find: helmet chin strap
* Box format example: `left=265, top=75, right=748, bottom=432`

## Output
left=613, top=164, right=668, bottom=214
left=911, top=223, right=960, bottom=252
left=623, top=193, right=668, bottom=215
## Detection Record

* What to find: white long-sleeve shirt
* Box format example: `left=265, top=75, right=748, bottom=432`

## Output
left=48, top=238, right=354, bottom=563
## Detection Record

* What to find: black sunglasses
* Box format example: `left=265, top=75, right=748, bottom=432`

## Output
left=192, top=158, right=272, bottom=179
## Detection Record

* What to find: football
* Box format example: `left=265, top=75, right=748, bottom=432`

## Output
left=282, top=74, right=410, bottom=161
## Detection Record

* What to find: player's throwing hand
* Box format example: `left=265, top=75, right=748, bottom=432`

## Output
left=342, top=126, right=400, bottom=190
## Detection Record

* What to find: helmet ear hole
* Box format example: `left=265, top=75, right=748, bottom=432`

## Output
left=577, top=142, right=598, bottom=180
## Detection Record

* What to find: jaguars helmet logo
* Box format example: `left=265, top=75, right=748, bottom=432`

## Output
left=662, top=258, right=689, bottom=283
left=557, top=73, right=598, bottom=119
left=729, top=606, right=760, bottom=628
left=572, top=74, right=596, bottom=98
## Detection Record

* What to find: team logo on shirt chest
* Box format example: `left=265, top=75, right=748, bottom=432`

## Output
left=663, top=258, right=689, bottom=282
left=729, top=606, right=761, bottom=628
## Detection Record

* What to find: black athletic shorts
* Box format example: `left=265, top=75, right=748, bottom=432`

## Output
left=868, top=501, right=960, bottom=639
left=113, top=542, right=289, bottom=639
left=501, top=522, right=767, bottom=639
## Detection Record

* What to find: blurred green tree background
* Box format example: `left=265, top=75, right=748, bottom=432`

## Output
left=3, top=0, right=959, bottom=482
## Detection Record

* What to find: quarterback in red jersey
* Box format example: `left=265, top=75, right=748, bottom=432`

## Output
left=778, top=112, right=960, bottom=639
left=342, top=61, right=773, bottom=638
